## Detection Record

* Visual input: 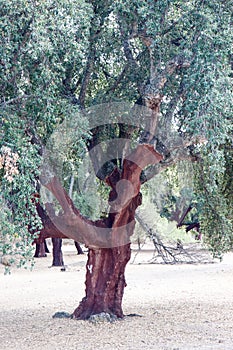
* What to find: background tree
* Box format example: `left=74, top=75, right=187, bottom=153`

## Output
left=0, top=0, right=232, bottom=319
left=0, top=0, right=91, bottom=268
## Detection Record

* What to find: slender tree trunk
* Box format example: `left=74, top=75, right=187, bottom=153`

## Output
left=72, top=243, right=131, bottom=319
left=52, top=238, right=64, bottom=266
left=44, top=240, right=50, bottom=253
left=74, top=241, right=84, bottom=255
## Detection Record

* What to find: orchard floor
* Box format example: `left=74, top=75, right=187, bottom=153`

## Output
left=1, top=243, right=233, bottom=350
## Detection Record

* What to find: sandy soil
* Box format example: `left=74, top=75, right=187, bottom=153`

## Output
left=0, top=244, right=233, bottom=350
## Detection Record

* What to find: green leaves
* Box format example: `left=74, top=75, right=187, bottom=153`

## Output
left=0, top=0, right=232, bottom=266
left=0, top=131, right=42, bottom=270
left=192, top=142, right=233, bottom=258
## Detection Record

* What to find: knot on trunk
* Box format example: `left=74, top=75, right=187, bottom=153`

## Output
left=144, top=93, right=162, bottom=110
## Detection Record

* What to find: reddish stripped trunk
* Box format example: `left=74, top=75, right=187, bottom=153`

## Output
left=72, top=174, right=143, bottom=319
left=72, top=244, right=131, bottom=319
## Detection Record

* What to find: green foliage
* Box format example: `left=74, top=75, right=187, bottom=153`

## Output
left=193, top=144, right=233, bottom=258
left=147, top=162, right=194, bottom=223
left=0, top=0, right=92, bottom=137
left=150, top=151, right=233, bottom=258
left=0, top=0, right=92, bottom=267
left=0, top=133, right=42, bottom=271
left=0, top=0, right=232, bottom=266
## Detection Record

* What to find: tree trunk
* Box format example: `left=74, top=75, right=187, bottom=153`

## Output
left=52, top=238, right=64, bottom=266
left=74, top=241, right=84, bottom=255
left=41, top=144, right=163, bottom=320
left=34, top=240, right=47, bottom=258
left=44, top=240, right=50, bottom=253
left=72, top=244, right=131, bottom=319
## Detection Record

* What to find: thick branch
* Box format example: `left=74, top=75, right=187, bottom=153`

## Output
left=35, top=202, right=68, bottom=241
left=141, top=55, right=190, bottom=143
left=105, top=144, right=163, bottom=247
left=141, top=145, right=199, bottom=184
left=107, top=144, right=163, bottom=214
left=118, top=19, right=138, bottom=65
left=1, top=94, right=34, bottom=108
left=41, top=176, right=111, bottom=247
left=106, top=49, right=146, bottom=95
left=40, top=144, right=163, bottom=248
left=78, top=49, right=95, bottom=108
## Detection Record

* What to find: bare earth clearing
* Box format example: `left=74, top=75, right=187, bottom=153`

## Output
left=0, top=244, right=233, bottom=350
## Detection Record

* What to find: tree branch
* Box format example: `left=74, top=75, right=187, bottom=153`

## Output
left=39, top=144, right=163, bottom=248
left=105, top=49, right=147, bottom=95
left=78, top=47, right=95, bottom=108
left=41, top=176, right=112, bottom=248
left=107, top=144, right=163, bottom=214
left=141, top=55, right=190, bottom=143
left=1, top=94, right=34, bottom=107
left=141, top=143, right=200, bottom=184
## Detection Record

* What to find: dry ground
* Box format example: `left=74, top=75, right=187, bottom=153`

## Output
left=0, top=244, right=233, bottom=350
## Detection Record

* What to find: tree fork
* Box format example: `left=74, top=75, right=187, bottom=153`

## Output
left=40, top=144, right=163, bottom=320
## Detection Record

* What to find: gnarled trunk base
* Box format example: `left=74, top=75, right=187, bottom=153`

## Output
left=72, top=244, right=131, bottom=320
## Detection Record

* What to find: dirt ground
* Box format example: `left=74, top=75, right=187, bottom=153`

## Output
left=0, top=244, right=233, bottom=350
